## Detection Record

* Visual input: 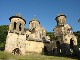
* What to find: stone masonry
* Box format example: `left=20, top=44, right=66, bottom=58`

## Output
left=5, top=14, right=50, bottom=55
left=5, top=13, right=78, bottom=55
left=53, top=14, right=78, bottom=55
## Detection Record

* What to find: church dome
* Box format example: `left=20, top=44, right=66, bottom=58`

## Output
left=55, top=14, right=67, bottom=20
left=29, top=17, right=40, bottom=24
left=9, top=14, right=26, bottom=24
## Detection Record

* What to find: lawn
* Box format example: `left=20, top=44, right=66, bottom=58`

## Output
left=0, top=51, right=79, bottom=60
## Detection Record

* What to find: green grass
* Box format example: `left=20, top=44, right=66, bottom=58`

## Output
left=0, top=51, right=78, bottom=60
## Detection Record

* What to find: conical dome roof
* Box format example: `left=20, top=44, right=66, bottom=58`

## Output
left=29, top=17, right=40, bottom=24
left=9, top=13, right=26, bottom=24
left=55, top=13, right=66, bottom=20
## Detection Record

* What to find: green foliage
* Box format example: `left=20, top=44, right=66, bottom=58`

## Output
left=0, top=25, right=8, bottom=47
left=73, top=31, right=80, bottom=47
left=46, top=32, right=55, bottom=40
left=0, top=51, right=15, bottom=60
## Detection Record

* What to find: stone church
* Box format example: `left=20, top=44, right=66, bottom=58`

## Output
left=5, top=14, right=50, bottom=55
left=26, top=17, right=50, bottom=41
left=53, top=14, right=78, bottom=55
left=5, top=14, right=79, bottom=55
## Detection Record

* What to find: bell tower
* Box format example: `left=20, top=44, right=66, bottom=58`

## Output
left=55, top=14, right=66, bottom=26
left=9, top=14, right=26, bottom=34
left=5, top=14, right=26, bottom=55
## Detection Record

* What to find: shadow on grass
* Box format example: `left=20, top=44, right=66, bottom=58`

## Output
left=45, top=53, right=80, bottom=60
left=0, top=47, right=5, bottom=51
left=56, top=54, right=79, bottom=60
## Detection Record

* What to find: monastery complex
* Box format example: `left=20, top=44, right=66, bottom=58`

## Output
left=5, top=14, right=79, bottom=55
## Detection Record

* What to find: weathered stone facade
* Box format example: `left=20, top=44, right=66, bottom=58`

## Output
left=28, top=18, right=48, bottom=41
left=5, top=14, right=79, bottom=55
left=25, top=41, right=44, bottom=53
left=5, top=33, right=26, bottom=55
left=5, top=14, right=50, bottom=55
left=5, top=14, right=26, bottom=55
left=26, top=18, right=50, bottom=41
left=53, top=14, right=78, bottom=55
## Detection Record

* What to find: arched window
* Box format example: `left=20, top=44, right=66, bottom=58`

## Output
left=19, top=23, right=21, bottom=31
left=70, top=38, right=74, bottom=48
left=14, top=22, right=16, bottom=30
left=56, top=41, right=60, bottom=48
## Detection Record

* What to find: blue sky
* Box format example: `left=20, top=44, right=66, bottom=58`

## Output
left=0, top=0, right=80, bottom=32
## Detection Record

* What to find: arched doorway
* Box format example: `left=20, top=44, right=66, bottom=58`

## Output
left=44, top=46, right=47, bottom=52
left=56, top=41, right=60, bottom=48
left=43, top=46, right=48, bottom=54
left=12, top=48, right=21, bottom=55
left=70, top=38, right=74, bottom=49
left=56, top=41, right=60, bottom=54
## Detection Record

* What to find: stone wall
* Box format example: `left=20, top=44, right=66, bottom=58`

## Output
left=25, top=41, right=44, bottom=53
left=5, top=32, right=26, bottom=55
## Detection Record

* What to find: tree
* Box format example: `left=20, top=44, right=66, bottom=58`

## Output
left=46, top=32, right=55, bottom=41
left=0, top=25, right=8, bottom=47
left=73, top=31, right=80, bottom=47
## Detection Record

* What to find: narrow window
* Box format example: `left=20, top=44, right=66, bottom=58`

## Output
left=14, top=22, right=16, bottom=30
left=19, top=23, right=21, bottom=31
